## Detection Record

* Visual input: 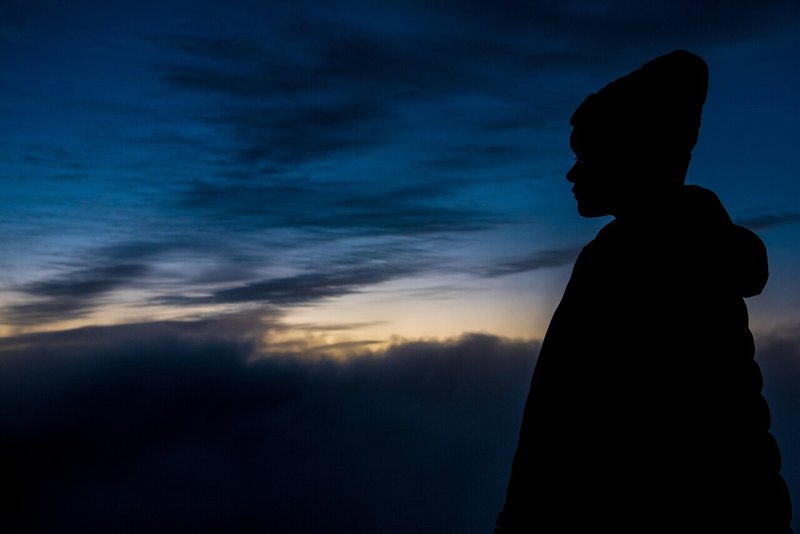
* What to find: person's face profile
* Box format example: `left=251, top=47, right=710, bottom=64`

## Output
left=566, top=127, right=626, bottom=218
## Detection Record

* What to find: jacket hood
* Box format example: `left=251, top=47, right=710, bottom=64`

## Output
left=678, top=185, right=768, bottom=298
left=599, top=185, right=768, bottom=298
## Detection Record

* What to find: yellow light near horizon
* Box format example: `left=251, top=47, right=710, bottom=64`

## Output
left=282, top=269, right=570, bottom=346
left=0, top=269, right=573, bottom=353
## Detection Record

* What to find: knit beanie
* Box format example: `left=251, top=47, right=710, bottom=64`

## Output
left=570, top=50, right=709, bottom=159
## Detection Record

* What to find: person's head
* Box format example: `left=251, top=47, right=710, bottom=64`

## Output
left=566, top=50, right=709, bottom=218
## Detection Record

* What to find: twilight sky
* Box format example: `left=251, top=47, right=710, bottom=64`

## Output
left=1, top=0, right=799, bottom=532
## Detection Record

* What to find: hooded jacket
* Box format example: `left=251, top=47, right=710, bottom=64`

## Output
left=498, top=185, right=792, bottom=533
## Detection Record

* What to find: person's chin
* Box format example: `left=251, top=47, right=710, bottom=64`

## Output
left=576, top=199, right=612, bottom=218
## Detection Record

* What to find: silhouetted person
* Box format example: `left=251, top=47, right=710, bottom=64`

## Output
left=496, top=50, right=792, bottom=533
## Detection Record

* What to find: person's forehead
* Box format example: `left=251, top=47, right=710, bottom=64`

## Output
left=570, top=126, right=620, bottom=157
left=569, top=127, right=586, bottom=153
left=569, top=128, right=578, bottom=151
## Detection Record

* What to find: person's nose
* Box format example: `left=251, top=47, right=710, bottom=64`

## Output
left=566, top=162, right=579, bottom=184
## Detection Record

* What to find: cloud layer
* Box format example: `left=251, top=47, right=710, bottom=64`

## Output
left=0, top=323, right=538, bottom=533
left=3, top=319, right=799, bottom=532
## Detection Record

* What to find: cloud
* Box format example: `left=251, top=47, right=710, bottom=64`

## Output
left=737, top=211, right=800, bottom=231
left=1, top=232, right=446, bottom=328
left=147, top=1, right=800, bottom=241
left=160, top=253, right=430, bottom=308
left=1, top=238, right=275, bottom=327
left=158, top=27, right=446, bottom=169
left=0, top=322, right=538, bottom=533
left=479, top=246, right=581, bottom=277
left=0, top=314, right=278, bottom=353
left=177, top=179, right=499, bottom=236
left=153, top=12, right=581, bottom=180
left=2, top=318, right=798, bottom=533
left=226, top=240, right=452, bottom=314
left=1, top=240, right=192, bottom=327
left=420, top=143, right=532, bottom=171
left=5, top=262, right=149, bottom=325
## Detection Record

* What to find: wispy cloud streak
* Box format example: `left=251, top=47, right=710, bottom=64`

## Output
left=738, top=211, right=800, bottom=231
left=479, top=246, right=581, bottom=277
left=5, top=263, right=148, bottom=325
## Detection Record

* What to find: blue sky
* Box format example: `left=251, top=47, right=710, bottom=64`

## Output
left=1, top=0, right=799, bottom=531
left=2, top=0, right=799, bottom=342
